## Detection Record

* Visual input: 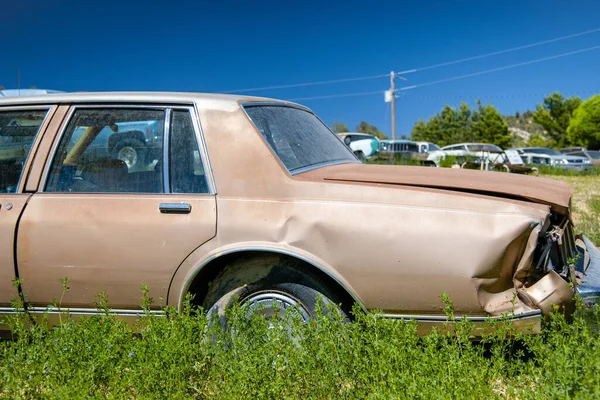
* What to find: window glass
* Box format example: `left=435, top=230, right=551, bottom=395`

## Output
left=169, top=110, right=209, bottom=193
left=244, top=105, right=356, bottom=173
left=0, top=109, right=49, bottom=193
left=588, top=151, right=600, bottom=160
left=46, top=108, right=164, bottom=193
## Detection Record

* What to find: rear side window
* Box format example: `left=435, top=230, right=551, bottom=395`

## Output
left=46, top=108, right=165, bottom=193
left=0, top=108, right=49, bottom=193
left=244, top=105, right=356, bottom=173
left=169, top=110, right=209, bottom=194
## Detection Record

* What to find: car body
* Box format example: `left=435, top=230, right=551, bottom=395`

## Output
left=560, top=147, right=600, bottom=167
left=1, top=92, right=599, bottom=335
left=426, top=143, right=506, bottom=167
left=336, top=132, right=379, bottom=160
left=512, top=147, right=593, bottom=170
left=378, top=139, right=419, bottom=159
left=415, top=141, right=441, bottom=154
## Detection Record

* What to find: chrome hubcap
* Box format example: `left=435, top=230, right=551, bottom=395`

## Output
left=243, top=292, right=310, bottom=323
left=117, top=146, right=137, bottom=168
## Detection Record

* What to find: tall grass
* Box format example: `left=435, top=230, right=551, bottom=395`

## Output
left=2, top=294, right=600, bottom=399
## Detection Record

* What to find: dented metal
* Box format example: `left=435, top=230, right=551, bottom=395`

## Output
left=0, top=92, right=599, bottom=333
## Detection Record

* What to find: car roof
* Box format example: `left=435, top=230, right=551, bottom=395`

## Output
left=0, top=91, right=301, bottom=112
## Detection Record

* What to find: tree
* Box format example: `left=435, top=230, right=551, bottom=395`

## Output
left=567, top=94, right=600, bottom=149
left=355, top=121, right=388, bottom=139
left=472, top=101, right=512, bottom=149
left=532, top=92, right=582, bottom=147
left=411, top=101, right=509, bottom=148
left=331, top=122, right=349, bottom=133
left=527, top=133, right=550, bottom=147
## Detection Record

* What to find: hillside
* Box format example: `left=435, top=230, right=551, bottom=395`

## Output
left=503, top=110, right=547, bottom=147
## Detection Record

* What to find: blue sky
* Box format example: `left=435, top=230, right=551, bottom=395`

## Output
left=2, top=0, right=600, bottom=137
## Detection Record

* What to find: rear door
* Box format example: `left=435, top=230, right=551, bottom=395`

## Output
left=0, top=106, right=59, bottom=307
left=17, top=105, right=216, bottom=309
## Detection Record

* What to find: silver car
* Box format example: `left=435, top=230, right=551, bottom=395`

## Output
left=513, top=147, right=593, bottom=170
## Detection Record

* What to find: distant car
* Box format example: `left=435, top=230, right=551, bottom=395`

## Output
left=337, top=133, right=379, bottom=161
left=513, top=147, right=593, bottom=170
left=72, top=120, right=162, bottom=170
left=415, top=141, right=441, bottom=154
left=378, top=139, right=419, bottom=159
left=560, top=147, right=600, bottom=168
left=427, top=143, right=505, bottom=167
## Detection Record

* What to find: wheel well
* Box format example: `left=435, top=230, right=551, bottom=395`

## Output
left=184, top=250, right=359, bottom=314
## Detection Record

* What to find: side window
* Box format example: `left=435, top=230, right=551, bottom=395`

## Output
left=0, top=109, right=49, bottom=193
left=46, top=108, right=165, bottom=193
left=170, top=110, right=209, bottom=194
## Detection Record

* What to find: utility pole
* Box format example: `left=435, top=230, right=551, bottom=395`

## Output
left=390, top=71, right=396, bottom=140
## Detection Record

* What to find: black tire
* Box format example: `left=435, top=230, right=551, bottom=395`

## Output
left=203, top=255, right=350, bottom=328
left=354, top=151, right=366, bottom=162
left=111, top=139, right=147, bottom=169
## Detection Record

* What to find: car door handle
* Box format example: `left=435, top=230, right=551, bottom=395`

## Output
left=159, top=203, right=192, bottom=214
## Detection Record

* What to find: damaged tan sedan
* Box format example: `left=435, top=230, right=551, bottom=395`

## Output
left=1, top=92, right=599, bottom=334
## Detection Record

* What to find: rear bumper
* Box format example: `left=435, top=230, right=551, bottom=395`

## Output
left=576, top=235, right=600, bottom=306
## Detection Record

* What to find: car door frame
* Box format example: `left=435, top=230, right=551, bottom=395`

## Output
left=16, top=101, right=218, bottom=313
left=0, top=104, right=69, bottom=310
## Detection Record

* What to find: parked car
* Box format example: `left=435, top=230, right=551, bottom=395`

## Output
left=336, top=132, right=379, bottom=161
left=71, top=120, right=162, bottom=171
left=416, top=141, right=441, bottom=154
left=560, top=147, right=600, bottom=168
left=1, top=92, right=599, bottom=336
left=378, top=139, right=419, bottom=159
left=427, top=143, right=505, bottom=167
left=512, top=147, right=593, bottom=170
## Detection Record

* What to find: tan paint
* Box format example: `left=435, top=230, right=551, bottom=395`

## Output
left=0, top=196, right=28, bottom=305
left=0, top=92, right=586, bottom=330
left=17, top=194, right=216, bottom=308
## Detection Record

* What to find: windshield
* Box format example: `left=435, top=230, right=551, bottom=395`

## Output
left=244, top=105, right=357, bottom=173
left=429, top=143, right=441, bottom=151
left=588, top=151, right=600, bottom=160
left=467, top=144, right=503, bottom=152
left=526, top=148, right=562, bottom=156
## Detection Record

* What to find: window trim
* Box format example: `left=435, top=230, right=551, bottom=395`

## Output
left=241, top=101, right=359, bottom=176
left=0, top=105, right=55, bottom=194
left=40, top=104, right=215, bottom=195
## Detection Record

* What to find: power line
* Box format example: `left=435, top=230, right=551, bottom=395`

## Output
left=222, top=74, right=388, bottom=94
left=397, top=27, right=600, bottom=74
left=397, top=45, right=600, bottom=92
left=222, top=27, right=600, bottom=95
left=288, top=90, right=382, bottom=101
left=398, top=89, right=600, bottom=101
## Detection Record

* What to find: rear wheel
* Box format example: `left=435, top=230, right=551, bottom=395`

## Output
left=203, top=255, right=350, bottom=328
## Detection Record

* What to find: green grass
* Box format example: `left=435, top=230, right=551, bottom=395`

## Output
left=536, top=165, right=600, bottom=177
left=2, top=295, right=600, bottom=399
left=543, top=174, right=600, bottom=246
left=1, top=168, right=598, bottom=398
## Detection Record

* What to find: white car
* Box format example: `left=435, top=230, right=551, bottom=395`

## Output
left=427, top=143, right=505, bottom=167
left=337, top=133, right=380, bottom=161
left=416, top=141, right=441, bottom=154
left=512, top=147, right=593, bottom=170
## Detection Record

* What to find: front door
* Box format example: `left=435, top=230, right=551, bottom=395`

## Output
left=17, top=106, right=217, bottom=309
left=0, top=107, right=53, bottom=307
